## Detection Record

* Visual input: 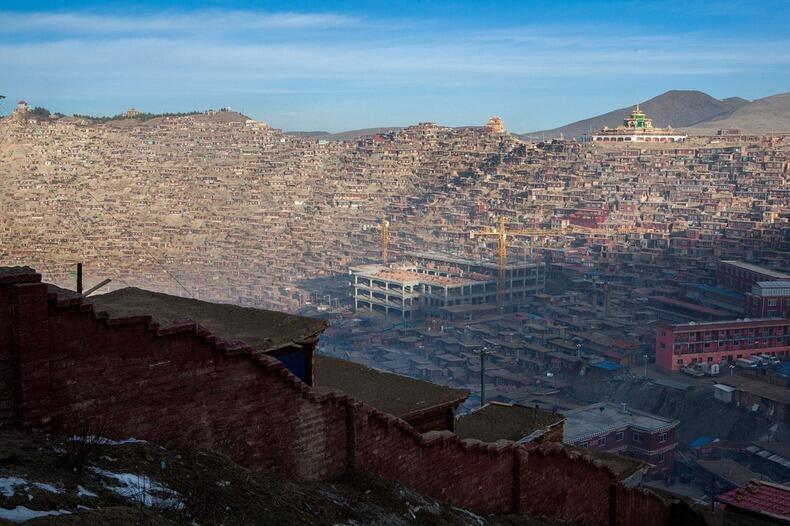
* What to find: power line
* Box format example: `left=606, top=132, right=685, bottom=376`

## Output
left=0, top=102, right=137, bottom=294
left=0, top=100, right=79, bottom=286
left=51, top=195, right=132, bottom=291
left=78, top=184, right=194, bottom=298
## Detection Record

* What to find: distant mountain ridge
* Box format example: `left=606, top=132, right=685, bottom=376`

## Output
left=525, top=90, right=751, bottom=139
left=687, top=92, right=790, bottom=134
left=288, top=90, right=789, bottom=142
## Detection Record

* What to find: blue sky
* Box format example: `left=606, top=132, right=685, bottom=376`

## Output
left=0, top=1, right=788, bottom=132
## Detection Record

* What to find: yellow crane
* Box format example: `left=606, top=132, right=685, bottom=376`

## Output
left=469, top=217, right=508, bottom=306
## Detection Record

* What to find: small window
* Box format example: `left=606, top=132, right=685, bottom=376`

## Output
left=616, top=431, right=624, bottom=441
left=633, top=432, right=643, bottom=443
left=581, top=441, right=589, bottom=449
left=598, top=436, right=607, bottom=446
left=658, top=453, right=665, bottom=463
left=658, top=432, right=667, bottom=443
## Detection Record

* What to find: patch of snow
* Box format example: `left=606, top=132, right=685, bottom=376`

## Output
left=0, top=477, right=28, bottom=498
left=454, top=507, right=485, bottom=526
left=31, top=482, right=63, bottom=494
left=66, top=435, right=147, bottom=446
left=88, top=467, right=183, bottom=510
left=407, top=501, right=442, bottom=518
left=77, top=485, right=98, bottom=498
left=319, top=489, right=349, bottom=508
left=0, top=506, right=71, bottom=523
left=0, top=477, right=63, bottom=500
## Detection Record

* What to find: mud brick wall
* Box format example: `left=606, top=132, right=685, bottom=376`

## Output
left=0, top=271, right=702, bottom=526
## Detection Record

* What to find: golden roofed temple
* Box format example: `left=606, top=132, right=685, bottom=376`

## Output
left=589, top=105, right=687, bottom=143
left=484, top=116, right=506, bottom=133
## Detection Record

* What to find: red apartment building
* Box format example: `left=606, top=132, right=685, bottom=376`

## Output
left=655, top=318, right=790, bottom=371
left=568, top=206, right=610, bottom=229
left=563, top=403, right=678, bottom=478
left=716, top=260, right=790, bottom=294
left=745, top=281, right=790, bottom=319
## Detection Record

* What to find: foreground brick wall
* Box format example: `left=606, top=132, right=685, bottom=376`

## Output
left=0, top=272, right=702, bottom=526
left=3, top=275, right=349, bottom=480
left=0, top=271, right=34, bottom=423
left=353, top=408, right=516, bottom=515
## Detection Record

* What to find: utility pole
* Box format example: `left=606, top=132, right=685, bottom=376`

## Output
left=644, top=354, right=649, bottom=378
left=74, top=262, right=112, bottom=297
left=76, top=263, right=83, bottom=295
left=479, top=346, right=493, bottom=407
left=546, top=371, right=556, bottom=410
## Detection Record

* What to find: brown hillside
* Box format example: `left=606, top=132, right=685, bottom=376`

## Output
left=527, top=90, right=749, bottom=139
left=688, top=92, right=790, bottom=134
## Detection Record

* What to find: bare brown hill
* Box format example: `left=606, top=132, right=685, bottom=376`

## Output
left=687, top=92, right=790, bottom=134
left=526, top=90, right=749, bottom=139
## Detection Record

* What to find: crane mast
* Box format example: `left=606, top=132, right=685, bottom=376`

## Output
left=497, top=216, right=506, bottom=307
left=469, top=216, right=508, bottom=307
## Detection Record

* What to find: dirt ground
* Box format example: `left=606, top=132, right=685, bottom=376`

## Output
left=0, top=428, right=560, bottom=526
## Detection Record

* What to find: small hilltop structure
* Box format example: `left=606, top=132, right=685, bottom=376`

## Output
left=484, top=115, right=507, bottom=133
left=10, top=99, right=30, bottom=120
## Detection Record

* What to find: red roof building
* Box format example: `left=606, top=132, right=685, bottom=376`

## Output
left=716, top=480, right=790, bottom=524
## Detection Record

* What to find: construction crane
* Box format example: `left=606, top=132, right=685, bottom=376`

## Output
left=469, top=216, right=508, bottom=306
left=381, top=215, right=390, bottom=264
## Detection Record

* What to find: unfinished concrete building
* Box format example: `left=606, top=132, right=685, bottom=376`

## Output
left=351, top=252, right=544, bottom=320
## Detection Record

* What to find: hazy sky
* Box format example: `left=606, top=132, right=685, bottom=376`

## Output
left=1, top=1, right=788, bottom=132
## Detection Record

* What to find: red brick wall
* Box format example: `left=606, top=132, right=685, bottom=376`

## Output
left=0, top=272, right=701, bottom=526
left=519, top=445, right=613, bottom=523
left=613, top=485, right=669, bottom=526
left=0, top=272, right=40, bottom=423
left=0, top=283, right=15, bottom=423
left=353, top=407, right=515, bottom=515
